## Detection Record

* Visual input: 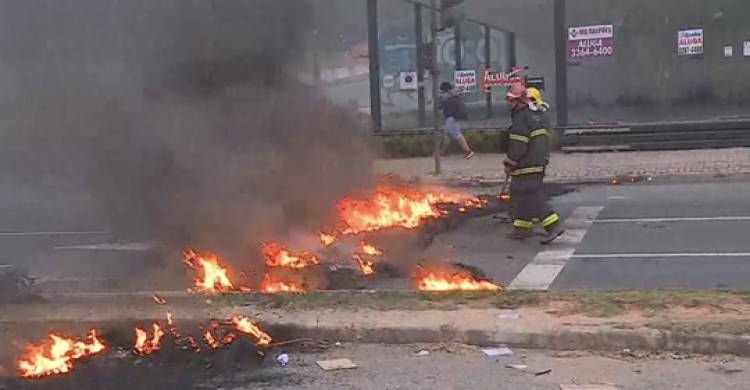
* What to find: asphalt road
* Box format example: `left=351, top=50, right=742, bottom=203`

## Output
left=5, top=344, right=748, bottom=389
left=5, top=177, right=750, bottom=292
left=431, top=178, right=750, bottom=290
left=551, top=180, right=750, bottom=290
left=226, top=344, right=748, bottom=390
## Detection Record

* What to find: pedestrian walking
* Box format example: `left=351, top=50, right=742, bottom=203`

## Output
left=504, top=85, right=564, bottom=244
left=439, top=82, right=474, bottom=159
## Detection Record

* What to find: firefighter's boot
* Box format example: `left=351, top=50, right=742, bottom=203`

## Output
left=506, top=228, right=533, bottom=240
left=507, top=219, right=534, bottom=240
left=540, top=222, right=565, bottom=245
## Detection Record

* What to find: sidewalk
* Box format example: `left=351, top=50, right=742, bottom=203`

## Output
left=374, top=148, right=750, bottom=186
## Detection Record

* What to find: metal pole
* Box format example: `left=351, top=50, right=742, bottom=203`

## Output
left=367, top=0, right=382, bottom=131
left=507, top=31, right=517, bottom=68
left=415, top=3, right=426, bottom=127
left=553, top=0, right=569, bottom=126
left=454, top=21, right=462, bottom=70
left=484, top=25, right=492, bottom=120
left=431, top=0, right=441, bottom=174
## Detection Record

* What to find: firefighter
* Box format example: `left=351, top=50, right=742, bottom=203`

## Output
left=504, top=84, right=564, bottom=244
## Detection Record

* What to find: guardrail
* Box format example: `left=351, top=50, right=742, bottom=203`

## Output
left=560, top=119, right=750, bottom=153
left=373, top=122, right=510, bottom=137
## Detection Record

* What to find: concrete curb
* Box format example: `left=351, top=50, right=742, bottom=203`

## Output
left=450, top=171, right=750, bottom=188
left=264, top=321, right=750, bottom=357
left=4, top=297, right=750, bottom=357
left=5, top=315, right=750, bottom=357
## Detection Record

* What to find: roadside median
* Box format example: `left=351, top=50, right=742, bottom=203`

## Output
left=4, top=290, right=750, bottom=357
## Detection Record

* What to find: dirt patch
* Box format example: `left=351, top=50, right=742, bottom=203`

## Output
left=222, top=290, right=750, bottom=327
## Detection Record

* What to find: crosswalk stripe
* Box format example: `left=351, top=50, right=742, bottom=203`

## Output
left=508, top=206, right=604, bottom=291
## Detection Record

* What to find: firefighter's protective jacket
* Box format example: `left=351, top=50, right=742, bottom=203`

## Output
left=505, top=106, right=551, bottom=176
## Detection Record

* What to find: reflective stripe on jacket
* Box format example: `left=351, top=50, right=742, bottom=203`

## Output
left=506, top=107, right=551, bottom=176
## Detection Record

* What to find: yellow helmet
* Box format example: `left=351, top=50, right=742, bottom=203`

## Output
left=526, top=87, right=544, bottom=104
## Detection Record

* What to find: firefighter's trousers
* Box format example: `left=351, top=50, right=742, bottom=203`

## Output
left=510, top=173, right=560, bottom=231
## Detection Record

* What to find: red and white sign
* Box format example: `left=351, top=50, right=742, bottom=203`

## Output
left=454, top=70, right=477, bottom=93
left=678, top=29, right=703, bottom=56
left=480, top=67, right=524, bottom=91
left=568, top=24, right=614, bottom=59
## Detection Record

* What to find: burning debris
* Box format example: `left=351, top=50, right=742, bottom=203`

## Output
left=14, top=312, right=274, bottom=381
left=319, top=232, right=337, bottom=247
left=260, top=273, right=306, bottom=293
left=358, top=241, right=383, bottom=257
left=152, top=294, right=167, bottom=305
left=353, top=254, right=376, bottom=276
left=16, top=329, right=106, bottom=378
left=182, top=249, right=236, bottom=292
left=230, top=315, right=273, bottom=347
left=415, top=269, right=503, bottom=292
left=11, top=180, right=518, bottom=383
left=166, top=311, right=181, bottom=339
left=335, top=183, right=485, bottom=235
left=202, top=320, right=233, bottom=350
left=261, top=242, right=321, bottom=270
left=185, top=335, right=201, bottom=352
left=175, top=181, right=505, bottom=293
left=134, top=322, right=165, bottom=356
left=350, top=240, right=382, bottom=276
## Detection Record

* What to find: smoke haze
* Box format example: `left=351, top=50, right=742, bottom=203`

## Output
left=0, top=0, right=373, bottom=264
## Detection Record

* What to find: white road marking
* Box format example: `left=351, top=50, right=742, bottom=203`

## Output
left=54, top=242, right=157, bottom=251
left=508, top=206, right=604, bottom=291
left=533, top=248, right=577, bottom=265
left=572, top=252, right=750, bottom=259
left=0, top=231, right=107, bottom=237
left=607, top=195, right=629, bottom=200
left=508, top=264, right=566, bottom=290
left=36, top=277, right=118, bottom=283
left=563, top=206, right=603, bottom=229
left=552, top=229, right=588, bottom=246
left=594, top=216, right=750, bottom=224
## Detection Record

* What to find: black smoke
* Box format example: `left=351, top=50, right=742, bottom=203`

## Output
left=0, top=0, right=373, bottom=268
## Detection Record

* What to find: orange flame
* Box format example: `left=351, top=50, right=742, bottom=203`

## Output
left=182, top=249, right=236, bottom=292
left=152, top=294, right=167, bottom=305
left=166, top=311, right=181, bottom=339
left=220, top=333, right=237, bottom=346
left=353, top=254, right=375, bottom=276
left=336, top=184, right=484, bottom=234
left=230, top=315, right=273, bottom=347
left=499, top=193, right=511, bottom=201
left=185, top=335, right=201, bottom=352
left=261, top=242, right=320, bottom=269
left=358, top=241, right=383, bottom=256
left=17, top=329, right=106, bottom=378
left=203, top=328, right=220, bottom=349
left=416, top=270, right=503, bottom=292
left=134, top=322, right=165, bottom=356
left=260, top=273, right=305, bottom=293
left=319, top=232, right=337, bottom=247
left=202, top=320, right=225, bottom=349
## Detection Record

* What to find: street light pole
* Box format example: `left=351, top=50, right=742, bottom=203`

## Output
left=431, top=0, right=441, bottom=175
